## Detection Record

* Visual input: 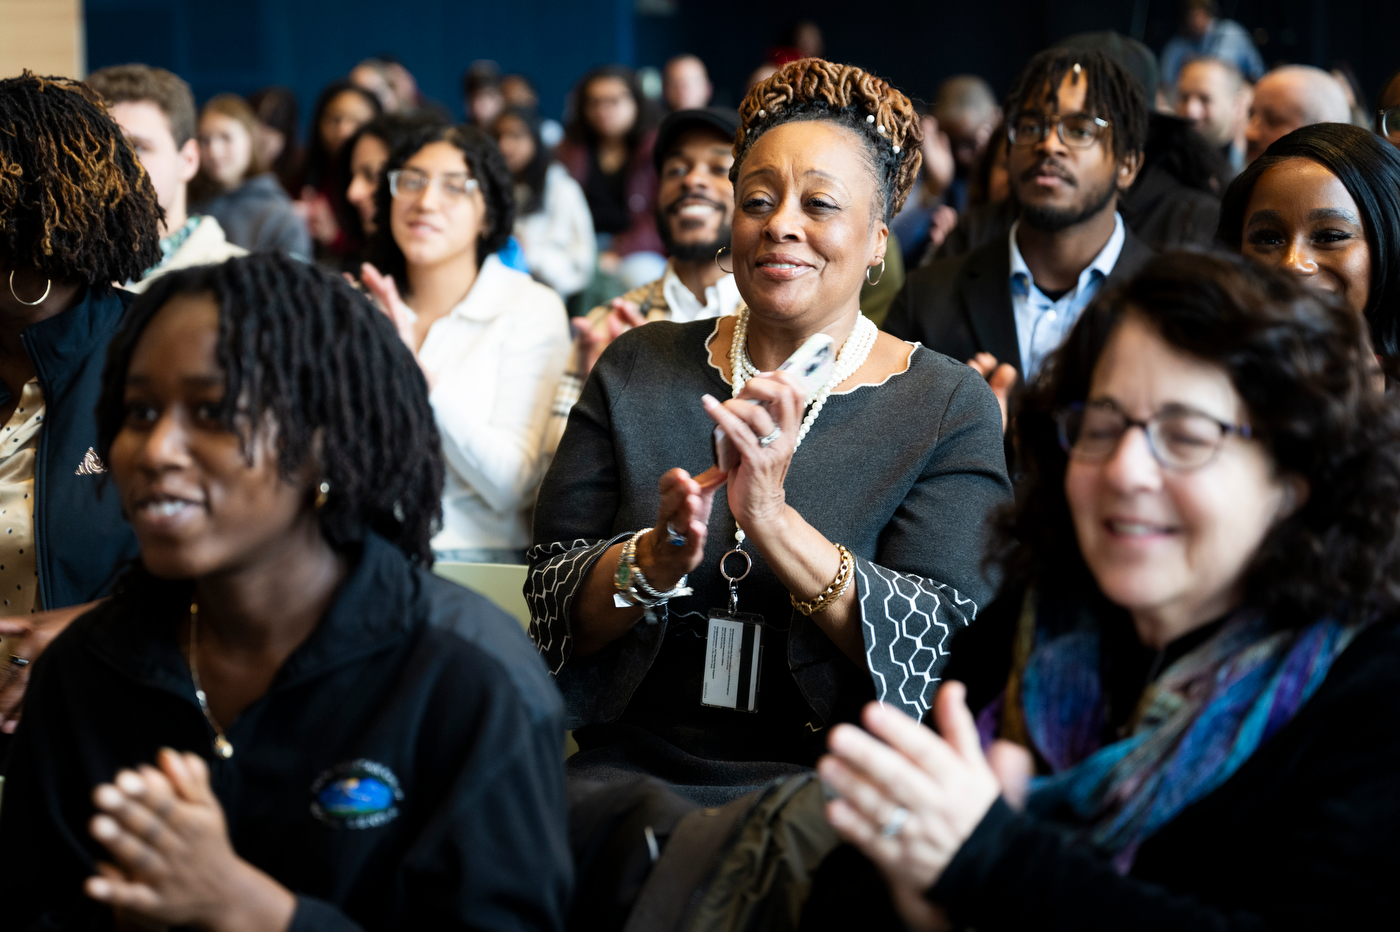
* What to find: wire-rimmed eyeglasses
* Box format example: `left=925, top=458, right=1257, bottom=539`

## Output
left=1055, top=400, right=1252, bottom=471
left=1377, top=106, right=1400, bottom=142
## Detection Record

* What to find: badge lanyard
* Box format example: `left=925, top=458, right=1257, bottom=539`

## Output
left=701, top=526, right=764, bottom=713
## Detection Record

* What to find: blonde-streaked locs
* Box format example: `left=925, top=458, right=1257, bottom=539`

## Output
left=733, top=58, right=923, bottom=221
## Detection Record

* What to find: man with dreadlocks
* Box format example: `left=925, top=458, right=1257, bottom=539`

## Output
left=0, top=72, right=164, bottom=730
left=886, top=49, right=1155, bottom=429
left=0, top=254, right=571, bottom=931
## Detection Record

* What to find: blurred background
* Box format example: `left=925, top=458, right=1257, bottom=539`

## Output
left=3, top=0, right=1396, bottom=128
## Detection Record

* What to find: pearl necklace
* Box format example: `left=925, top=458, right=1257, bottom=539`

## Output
left=728, top=305, right=879, bottom=450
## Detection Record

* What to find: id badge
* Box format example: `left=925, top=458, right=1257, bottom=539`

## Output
left=702, top=611, right=764, bottom=712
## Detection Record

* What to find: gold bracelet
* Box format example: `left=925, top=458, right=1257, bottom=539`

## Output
left=791, top=543, right=854, bottom=616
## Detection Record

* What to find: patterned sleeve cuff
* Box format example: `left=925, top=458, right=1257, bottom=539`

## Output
left=854, top=556, right=980, bottom=722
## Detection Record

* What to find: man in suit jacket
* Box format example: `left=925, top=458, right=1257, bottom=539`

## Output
left=886, top=49, right=1155, bottom=424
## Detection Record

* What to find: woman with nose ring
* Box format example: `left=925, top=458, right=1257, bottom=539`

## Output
left=528, top=59, right=1012, bottom=803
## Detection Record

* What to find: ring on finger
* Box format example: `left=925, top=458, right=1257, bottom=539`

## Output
left=880, top=805, right=910, bottom=838
left=7, top=654, right=28, bottom=667
left=757, top=426, right=782, bottom=448
left=664, top=522, right=687, bottom=546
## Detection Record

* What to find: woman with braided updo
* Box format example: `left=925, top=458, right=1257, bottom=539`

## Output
left=530, top=59, right=1012, bottom=801
left=0, top=73, right=163, bottom=729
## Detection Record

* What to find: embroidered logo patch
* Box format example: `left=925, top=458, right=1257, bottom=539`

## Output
left=75, top=447, right=107, bottom=475
left=310, top=759, right=403, bottom=829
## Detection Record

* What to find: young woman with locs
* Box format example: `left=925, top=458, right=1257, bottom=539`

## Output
left=530, top=59, right=1011, bottom=802
left=0, top=254, right=571, bottom=931
left=360, top=123, right=571, bottom=563
left=819, top=253, right=1400, bottom=929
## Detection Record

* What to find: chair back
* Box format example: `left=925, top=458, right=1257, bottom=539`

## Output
left=432, top=562, right=530, bottom=631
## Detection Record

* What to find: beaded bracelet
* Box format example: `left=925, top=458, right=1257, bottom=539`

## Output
left=791, top=543, right=854, bottom=616
left=615, top=527, right=691, bottom=608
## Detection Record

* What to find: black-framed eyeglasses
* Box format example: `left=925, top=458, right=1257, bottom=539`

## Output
left=1378, top=106, right=1400, bottom=141
left=1008, top=113, right=1111, bottom=149
left=1055, top=400, right=1252, bottom=471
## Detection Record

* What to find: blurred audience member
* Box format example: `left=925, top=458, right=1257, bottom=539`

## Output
left=937, top=76, right=1004, bottom=212
left=1219, top=123, right=1400, bottom=372
left=339, top=113, right=444, bottom=264
left=747, top=62, right=779, bottom=91
left=546, top=107, right=740, bottom=452
left=1329, top=62, right=1371, bottom=128
left=558, top=65, right=665, bottom=289
left=0, top=74, right=160, bottom=716
left=298, top=80, right=382, bottom=261
left=0, top=254, right=571, bottom=931
left=463, top=60, right=505, bottom=127
left=1119, top=113, right=1226, bottom=250
left=774, top=19, right=825, bottom=61
left=663, top=55, right=713, bottom=111
left=1376, top=66, right=1400, bottom=149
left=361, top=124, right=570, bottom=563
left=193, top=95, right=310, bottom=257
left=247, top=86, right=302, bottom=196
left=933, top=120, right=1014, bottom=261
left=502, top=73, right=538, bottom=109
left=825, top=252, right=1400, bottom=930
left=87, top=65, right=246, bottom=289
left=1245, top=66, right=1350, bottom=164
left=382, top=58, right=424, bottom=113
left=889, top=116, right=955, bottom=266
left=886, top=50, right=1152, bottom=427
left=491, top=106, right=595, bottom=298
left=350, top=57, right=399, bottom=113
left=1175, top=56, right=1250, bottom=177
left=1159, top=0, right=1264, bottom=88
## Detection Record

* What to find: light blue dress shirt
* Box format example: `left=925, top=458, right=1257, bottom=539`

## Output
left=1009, top=212, right=1125, bottom=381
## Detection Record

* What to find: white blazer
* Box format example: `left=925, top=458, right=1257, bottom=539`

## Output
left=416, top=254, right=572, bottom=552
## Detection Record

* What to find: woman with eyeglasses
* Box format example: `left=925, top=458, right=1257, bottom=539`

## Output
left=814, top=251, right=1400, bottom=929
left=360, top=123, right=570, bottom=564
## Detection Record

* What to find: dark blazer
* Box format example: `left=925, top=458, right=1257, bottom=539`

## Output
left=883, top=223, right=1155, bottom=373
left=1, top=287, right=140, bottom=610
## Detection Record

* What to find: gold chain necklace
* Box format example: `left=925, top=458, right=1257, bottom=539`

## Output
left=187, top=602, right=234, bottom=759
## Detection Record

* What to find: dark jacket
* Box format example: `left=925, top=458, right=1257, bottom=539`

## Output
left=198, top=172, right=312, bottom=258
left=928, top=593, right=1400, bottom=930
left=0, top=532, right=572, bottom=932
left=883, top=224, right=1155, bottom=373
left=5, top=287, right=139, bottom=611
left=1119, top=163, right=1221, bottom=252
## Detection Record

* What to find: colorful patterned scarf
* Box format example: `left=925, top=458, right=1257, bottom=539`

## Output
left=981, top=592, right=1364, bottom=872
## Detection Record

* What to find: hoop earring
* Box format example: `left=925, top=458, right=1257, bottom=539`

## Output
left=715, top=246, right=733, bottom=274
left=865, top=259, right=885, bottom=286
left=315, top=481, right=330, bottom=510
left=9, top=271, right=51, bottom=307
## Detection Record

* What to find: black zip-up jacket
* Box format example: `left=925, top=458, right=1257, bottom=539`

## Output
left=925, top=592, right=1400, bottom=930
left=3, top=287, right=140, bottom=609
left=0, top=533, right=572, bottom=931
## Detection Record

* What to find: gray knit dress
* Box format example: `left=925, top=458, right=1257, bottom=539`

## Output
left=527, top=317, right=1011, bottom=804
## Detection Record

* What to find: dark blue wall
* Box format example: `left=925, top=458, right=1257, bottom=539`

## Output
left=85, top=0, right=1400, bottom=134
left=85, top=0, right=637, bottom=125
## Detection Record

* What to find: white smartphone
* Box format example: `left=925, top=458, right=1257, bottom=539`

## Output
left=712, top=333, right=835, bottom=471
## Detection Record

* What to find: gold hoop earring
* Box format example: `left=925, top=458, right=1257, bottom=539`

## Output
left=315, top=481, right=330, bottom=510
left=715, top=246, right=733, bottom=274
left=865, top=259, right=885, bottom=286
left=9, top=271, right=52, bottom=307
